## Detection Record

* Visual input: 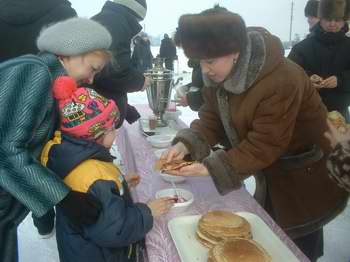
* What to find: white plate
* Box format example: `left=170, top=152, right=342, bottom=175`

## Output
left=156, top=188, right=193, bottom=213
left=163, top=110, right=182, bottom=121
left=160, top=172, right=186, bottom=183
left=168, top=212, right=299, bottom=262
left=146, top=134, right=174, bottom=148
left=139, top=118, right=178, bottom=137
left=154, top=148, right=168, bottom=159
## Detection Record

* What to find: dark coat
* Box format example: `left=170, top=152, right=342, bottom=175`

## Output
left=159, top=37, right=177, bottom=59
left=186, top=59, right=204, bottom=111
left=42, top=132, right=153, bottom=262
left=288, top=23, right=350, bottom=118
left=0, top=53, right=70, bottom=262
left=92, top=1, right=144, bottom=127
left=131, top=38, right=153, bottom=73
left=0, top=0, right=76, bottom=62
left=174, top=28, right=348, bottom=238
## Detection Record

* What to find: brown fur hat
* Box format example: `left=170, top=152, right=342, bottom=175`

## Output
left=319, top=0, right=350, bottom=20
left=174, top=5, right=247, bottom=59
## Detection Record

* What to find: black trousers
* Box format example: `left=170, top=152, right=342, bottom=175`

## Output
left=293, top=229, right=324, bottom=262
left=0, top=187, right=28, bottom=262
left=32, top=208, right=55, bottom=235
left=164, top=58, right=174, bottom=71
left=264, top=188, right=324, bottom=261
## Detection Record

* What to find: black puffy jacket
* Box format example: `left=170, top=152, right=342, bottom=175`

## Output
left=288, top=23, right=350, bottom=118
left=0, top=0, right=76, bottom=62
left=92, top=2, right=145, bottom=127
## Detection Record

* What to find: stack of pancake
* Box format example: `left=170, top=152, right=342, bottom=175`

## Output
left=196, top=211, right=252, bottom=248
left=196, top=210, right=271, bottom=261
left=208, top=238, right=271, bottom=262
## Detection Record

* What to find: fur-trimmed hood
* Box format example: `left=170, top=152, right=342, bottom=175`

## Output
left=202, top=27, right=284, bottom=95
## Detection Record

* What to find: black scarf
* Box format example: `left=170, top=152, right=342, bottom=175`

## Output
left=313, top=22, right=349, bottom=45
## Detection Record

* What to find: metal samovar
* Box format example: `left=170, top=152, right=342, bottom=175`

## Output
left=144, top=57, right=180, bottom=127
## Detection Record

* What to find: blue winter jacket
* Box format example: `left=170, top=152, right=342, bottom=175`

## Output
left=41, top=132, right=153, bottom=262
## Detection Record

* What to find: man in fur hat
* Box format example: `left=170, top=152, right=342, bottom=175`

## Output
left=289, top=0, right=350, bottom=122
left=305, top=0, right=320, bottom=30
left=162, top=5, right=349, bottom=261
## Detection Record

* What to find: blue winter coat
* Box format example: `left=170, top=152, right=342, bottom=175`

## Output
left=41, top=132, right=153, bottom=262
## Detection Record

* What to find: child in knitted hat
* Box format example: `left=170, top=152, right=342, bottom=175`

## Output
left=41, top=76, right=174, bottom=262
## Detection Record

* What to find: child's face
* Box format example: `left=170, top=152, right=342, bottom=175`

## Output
left=96, top=128, right=118, bottom=149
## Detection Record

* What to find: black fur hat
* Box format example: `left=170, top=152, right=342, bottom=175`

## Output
left=305, top=0, right=320, bottom=17
left=174, top=6, right=247, bottom=59
left=319, top=0, right=350, bottom=20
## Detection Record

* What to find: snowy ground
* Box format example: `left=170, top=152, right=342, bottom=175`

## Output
left=18, top=47, right=350, bottom=262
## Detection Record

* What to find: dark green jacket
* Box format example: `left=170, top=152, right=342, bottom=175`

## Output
left=0, top=53, right=70, bottom=218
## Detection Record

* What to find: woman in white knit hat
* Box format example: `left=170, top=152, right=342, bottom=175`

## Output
left=0, top=17, right=112, bottom=262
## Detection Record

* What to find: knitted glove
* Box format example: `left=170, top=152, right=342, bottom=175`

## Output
left=58, top=191, right=102, bottom=227
left=125, top=104, right=141, bottom=124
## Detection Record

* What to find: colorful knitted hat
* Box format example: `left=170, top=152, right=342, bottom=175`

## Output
left=53, top=76, right=119, bottom=140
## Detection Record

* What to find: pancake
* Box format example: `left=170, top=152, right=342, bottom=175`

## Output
left=154, top=158, right=195, bottom=172
left=196, top=211, right=252, bottom=249
left=209, top=238, right=271, bottom=262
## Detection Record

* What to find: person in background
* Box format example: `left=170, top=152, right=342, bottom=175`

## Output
left=92, top=0, right=149, bottom=128
left=162, top=5, right=348, bottom=261
left=175, top=59, right=204, bottom=111
left=159, top=33, right=177, bottom=71
left=131, top=32, right=153, bottom=73
left=305, top=0, right=320, bottom=31
left=0, top=0, right=77, bottom=62
left=325, top=119, right=350, bottom=192
left=288, top=0, right=350, bottom=121
left=0, top=17, right=111, bottom=262
left=45, top=76, right=174, bottom=262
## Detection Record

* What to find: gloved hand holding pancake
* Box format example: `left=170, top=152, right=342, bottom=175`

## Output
left=327, top=111, right=348, bottom=133
left=325, top=111, right=350, bottom=148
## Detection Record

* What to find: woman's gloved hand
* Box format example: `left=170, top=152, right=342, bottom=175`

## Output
left=58, top=191, right=102, bottom=227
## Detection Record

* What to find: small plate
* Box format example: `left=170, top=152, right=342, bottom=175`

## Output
left=146, top=135, right=174, bottom=148
left=154, top=148, right=168, bottom=159
left=156, top=188, right=193, bottom=213
left=163, top=110, right=182, bottom=121
left=160, top=172, right=186, bottom=183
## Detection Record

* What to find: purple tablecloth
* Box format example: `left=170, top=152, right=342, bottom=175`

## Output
left=116, top=105, right=309, bottom=262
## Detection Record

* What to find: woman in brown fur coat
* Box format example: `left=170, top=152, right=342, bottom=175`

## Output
left=162, top=5, right=349, bottom=261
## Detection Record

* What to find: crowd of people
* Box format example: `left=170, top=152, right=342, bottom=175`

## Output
left=0, top=0, right=349, bottom=262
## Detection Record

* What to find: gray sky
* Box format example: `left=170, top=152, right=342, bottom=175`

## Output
left=70, top=0, right=310, bottom=42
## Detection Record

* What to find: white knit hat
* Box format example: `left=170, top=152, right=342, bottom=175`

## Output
left=113, top=0, right=147, bottom=20
left=37, top=17, right=112, bottom=56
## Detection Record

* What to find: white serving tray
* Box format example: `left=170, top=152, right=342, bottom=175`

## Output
left=168, top=212, right=299, bottom=262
